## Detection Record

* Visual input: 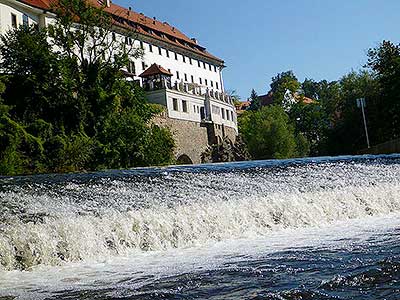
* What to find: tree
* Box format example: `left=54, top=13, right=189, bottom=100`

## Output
left=239, top=105, right=307, bottom=159
left=366, top=40, right=400, bottom=141
left=325, top=71, right=380, bottom=155
left=289, top=101, right=328, bottom=156
left=270, top=71, right=301, bottom=105
left=249, top=88, right=260, bottom=110
left=0, top=0, right=175, bottom=175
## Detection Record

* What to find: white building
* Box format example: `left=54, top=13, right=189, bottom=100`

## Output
left=0, top=0, right=238, bottom=163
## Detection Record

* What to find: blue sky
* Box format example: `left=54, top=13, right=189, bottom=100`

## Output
left=115, top=0, right=400, bottom=100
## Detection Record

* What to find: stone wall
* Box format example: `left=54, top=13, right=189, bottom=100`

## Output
left=152, top=113, right=238, bottom=164
left=152, top=114, right=210, bottom=164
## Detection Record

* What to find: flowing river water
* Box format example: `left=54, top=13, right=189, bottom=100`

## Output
left=1, top=155, right=400, bottom=299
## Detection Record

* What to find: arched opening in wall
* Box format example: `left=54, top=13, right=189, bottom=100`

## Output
left=176, top=154, right=194, bottom=165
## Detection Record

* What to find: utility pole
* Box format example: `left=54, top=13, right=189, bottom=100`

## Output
left=356, top=98, right=371, bottom=149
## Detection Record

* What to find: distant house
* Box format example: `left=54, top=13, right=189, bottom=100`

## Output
left=258, top=90, right=315, bottom=109
left=235, top=101, right=251, bottom=115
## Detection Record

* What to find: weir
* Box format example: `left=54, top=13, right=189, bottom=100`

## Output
left=0, top=155, right=400, bottom=272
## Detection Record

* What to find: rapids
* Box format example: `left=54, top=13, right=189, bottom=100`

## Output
left=1, top=155, right=400, bottom=299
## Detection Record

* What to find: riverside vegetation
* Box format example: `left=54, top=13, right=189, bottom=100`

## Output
left=0, top=0, right=175, bottom=175
left=1, top=1, right=399, bottom=175
left=239, top=40, right=400, bottom=159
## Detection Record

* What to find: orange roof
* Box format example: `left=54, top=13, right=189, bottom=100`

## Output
left=17, top=0, right=52, bottom=9
left=300, top=96, right=315, bottom=104
left=235, top=101, right=251, bottom=111
left=140, top=64, right=173, bottom=77
left=18, top=0, right=224, bottom=64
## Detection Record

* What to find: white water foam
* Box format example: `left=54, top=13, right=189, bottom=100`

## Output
left=1, top=212, right=399, bottom=300
left=1, top=180, right=399, bottom=272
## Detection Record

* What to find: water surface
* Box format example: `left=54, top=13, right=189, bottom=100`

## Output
left=1, top=155, right=400, bottom=299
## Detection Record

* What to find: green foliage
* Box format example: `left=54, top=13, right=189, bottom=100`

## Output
left=239, top=106, right=306, bottom=160
left=270, top=71, right=301, bottom=105
left=366, top=40, right=400, bottom=141
left=325, top=71, right=380, bottom=155
left=0, top=0, right=174, bottom=175
left=0, top=115, right=44, bottom=175
left=248, top=89, right=260, bottom=111
left=289, top=101, right=329, bottom=155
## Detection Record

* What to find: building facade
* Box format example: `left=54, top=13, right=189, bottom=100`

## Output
left=0, top=0, right=238, bottom=164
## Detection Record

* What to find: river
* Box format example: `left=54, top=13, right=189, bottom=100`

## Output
left=0, top=155, right=400, bottom=299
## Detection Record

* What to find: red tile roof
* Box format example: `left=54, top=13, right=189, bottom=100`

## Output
left=17, top=0, right=52, bottom=10
left=235, top=101, right=251, bottom=111
left=18, top=0, right=224, bottom=63
left=139, top=64, right=173, bottom=77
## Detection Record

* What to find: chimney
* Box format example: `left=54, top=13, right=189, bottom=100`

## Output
left=127, top=6, right=131, bottom=16
left=191, top=38, right=198, bottom=44
left=153, top=17, right=156, bottom=24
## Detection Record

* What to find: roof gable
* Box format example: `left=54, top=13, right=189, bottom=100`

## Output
left=139, top=64, right=173, bottom=77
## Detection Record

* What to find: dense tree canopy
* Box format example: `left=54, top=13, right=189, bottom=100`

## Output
left=239, top=106, right=309, bottom=160
left=239, top=39, right=400, bottom=158
left=0, top=0, right=174, bottom=175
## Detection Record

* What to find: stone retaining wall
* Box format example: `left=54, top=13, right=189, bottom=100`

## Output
left=152, top=114, right=237, bottom=164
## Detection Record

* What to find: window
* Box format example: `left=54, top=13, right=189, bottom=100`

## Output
left=193, top=105, right=196, bottom=113
left=127, top=61, right=136, bottom=75
left=189, top=58, right=192, bottom=65
left=11, top=13, right=17, bottom=28
left=209, top=64, right=212, bottom=71
left=205, top=79, right=208, bottom=86
left=112, top=32, right=116, bottom=41
left=221, top=108, right=225, bottom=119
left=184, top=73, right=188, bottom=81
left=183, top=56, right=186, bottom=63
left=211, top=81, right=214, bottom=88
left=182, top=100, right=188, bottom=113
left=175, top=52, right=178, bottom=60
left=203, top=62, right=206, bottom=69
left=140, top=41, right=144, bottom=49
left=191, top=75, right=194, bottom=83
left=158, top=47, right=162, bottom=55
left=172, top=98, right=179, bottom=111
left=199, top=78, right=203, bottom=85
left=231, top=111, right=234, bottom=122
left=149, top=44, right=153, bottom=52
left=212, top=105, right=220, bottom=114
left=226, top=110, right=230, bottom=121
left=166, top=49, right=169, bottom=58
left=214, top=65, right=217, bottom=72
left=23, top=14, right=29, bottom=27
left=142, top=62, right=146, bottom=70
left=125, top=37, right=132, bottom=45
left=216, top=82, right=219, bottom=90
left=168, top=68, right=171, bottom=73
left=176, top=71, right=180, bottom=80
left=198, top=60, right=201, bottom=68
